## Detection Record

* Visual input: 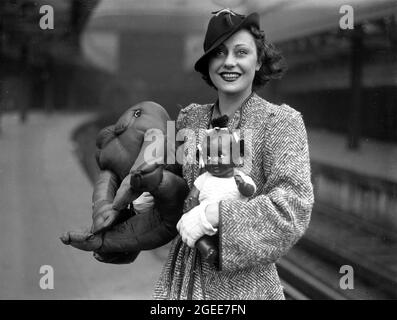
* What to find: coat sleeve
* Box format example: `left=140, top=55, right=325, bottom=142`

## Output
left=218, top=111, right=314, bottom=272
left=164, top=104, right=192, bottom=175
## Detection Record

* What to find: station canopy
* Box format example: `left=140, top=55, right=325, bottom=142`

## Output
left=80, top=0, right=396, bottom=72
left=85, top=0, right=397, bottom=41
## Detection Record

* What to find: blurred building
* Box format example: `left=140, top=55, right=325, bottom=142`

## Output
left=0, top=0, right=100, bottom=114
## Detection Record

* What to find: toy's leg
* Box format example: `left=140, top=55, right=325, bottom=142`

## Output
left=60, top=228, right=102, bottom=251
left=96, top=167, right=189, bottom=253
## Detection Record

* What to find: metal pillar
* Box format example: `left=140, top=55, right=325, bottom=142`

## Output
left=347, top=25, right=364, bottom=150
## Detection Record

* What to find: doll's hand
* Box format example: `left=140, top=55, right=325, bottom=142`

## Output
left=132, top=192, right=154, bottom=215
left=177, top=204, right=217, bottom=248
left=234, top=174, right=256, bottom=197
left=234, top=174, right=244, bottom=186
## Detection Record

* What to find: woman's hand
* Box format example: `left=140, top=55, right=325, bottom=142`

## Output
left=132, top=192, right=154, bottom=215
left=204, top=203, right=220, bottom=228
left=177, top=204, right=218, bottom=248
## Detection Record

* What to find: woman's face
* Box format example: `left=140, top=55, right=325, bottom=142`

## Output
left=208, top=29, right=261, bottom=96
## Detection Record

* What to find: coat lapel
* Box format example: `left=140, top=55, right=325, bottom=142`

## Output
left=184, top=104, right=213, bottom=188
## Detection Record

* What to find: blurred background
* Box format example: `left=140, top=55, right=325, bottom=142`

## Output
left=0, top=0, right=396, bottom=299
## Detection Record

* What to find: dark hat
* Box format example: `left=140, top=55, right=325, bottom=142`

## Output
left=194, top=9, right=260, bottom=74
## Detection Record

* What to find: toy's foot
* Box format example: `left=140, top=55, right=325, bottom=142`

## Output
left=60, top=228, right=102, bottom=252
left=93, top=251, right=140, bottom=264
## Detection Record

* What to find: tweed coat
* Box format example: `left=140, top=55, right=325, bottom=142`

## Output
left=153, top=92, right=314, bottom=300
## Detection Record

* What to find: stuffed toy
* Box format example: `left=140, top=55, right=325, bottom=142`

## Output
left=183, top=115, right=257, bottom=267
left=60, top=101, right=189, bottom=264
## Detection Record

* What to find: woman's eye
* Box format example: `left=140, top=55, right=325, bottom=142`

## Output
left=214, top=49, right=225, bottom=56
left=237, top=49, right=248, bottom=55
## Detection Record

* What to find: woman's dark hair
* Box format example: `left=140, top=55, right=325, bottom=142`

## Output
left=200, top=26, right=287, bottom=89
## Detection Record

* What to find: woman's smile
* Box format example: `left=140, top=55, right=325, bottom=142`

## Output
left=219, top=72, right=242, bottom=82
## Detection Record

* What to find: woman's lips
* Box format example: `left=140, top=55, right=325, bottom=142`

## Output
left=219, top=72, right=241, bottom=82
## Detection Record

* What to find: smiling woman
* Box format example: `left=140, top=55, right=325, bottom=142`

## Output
left=70, top=8, right=314, bottom=300
left=151, top=9, right=315, bottom=300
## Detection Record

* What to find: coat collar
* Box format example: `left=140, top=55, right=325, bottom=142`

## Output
left=200, top=91, right=258, bottom=130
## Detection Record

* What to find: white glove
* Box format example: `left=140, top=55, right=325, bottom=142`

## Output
left=176, top=204, right=218, bottom=248
left=133, top=192, right=154, bottom=215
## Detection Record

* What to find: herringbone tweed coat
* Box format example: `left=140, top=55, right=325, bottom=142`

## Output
left=153, top=92, right=314, bottom=300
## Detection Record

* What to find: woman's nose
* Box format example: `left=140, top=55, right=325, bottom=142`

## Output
left=223, top=52, right=236, bottom=68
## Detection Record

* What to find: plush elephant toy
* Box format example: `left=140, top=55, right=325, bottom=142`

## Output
left=60, top=101, right=189, bottom=264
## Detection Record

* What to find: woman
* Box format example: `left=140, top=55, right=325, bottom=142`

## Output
left=153, top=9, right=314, bottom=300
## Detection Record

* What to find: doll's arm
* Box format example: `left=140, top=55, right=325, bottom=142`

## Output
left=234, top=172, right=257, bottom=198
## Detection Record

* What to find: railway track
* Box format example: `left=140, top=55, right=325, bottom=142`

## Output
left=277, top=205, right=397, bottom=300
left=278, top=256, right=347, bottom=300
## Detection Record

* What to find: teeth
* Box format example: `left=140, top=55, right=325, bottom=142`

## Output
left=221, top=73, right=240, bottom=80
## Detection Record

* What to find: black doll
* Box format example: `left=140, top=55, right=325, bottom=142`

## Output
left=183, top=116, right=257, bottom=266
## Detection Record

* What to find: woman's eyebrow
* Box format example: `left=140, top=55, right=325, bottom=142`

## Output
left=225, top=43, right=250, bottom=48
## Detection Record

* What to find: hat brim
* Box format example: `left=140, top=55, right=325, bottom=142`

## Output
left=194, top=12, right=260, bottom=74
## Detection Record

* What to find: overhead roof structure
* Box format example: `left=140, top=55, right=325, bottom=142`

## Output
left=83, top=0, right=397, bottom=39
left=80, top=0, right=396, bottom=72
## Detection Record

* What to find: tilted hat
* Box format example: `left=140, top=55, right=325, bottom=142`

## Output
left=194, top=9, right=260, bottom=74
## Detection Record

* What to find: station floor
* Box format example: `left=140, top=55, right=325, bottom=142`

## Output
left=0, top=112, right=166, bottom=299
left=0, top=111, right=395, bottom=299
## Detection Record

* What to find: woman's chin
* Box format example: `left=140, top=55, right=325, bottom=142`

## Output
left=215, top=84, right=251, bottom=97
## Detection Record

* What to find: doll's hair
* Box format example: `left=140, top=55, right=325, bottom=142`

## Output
left=199, top=25, right=287, bottom=89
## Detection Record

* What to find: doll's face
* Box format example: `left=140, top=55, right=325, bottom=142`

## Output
left=205, top=154, right=234, bottom=178
left=200, top=131, right=243, bottom=177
